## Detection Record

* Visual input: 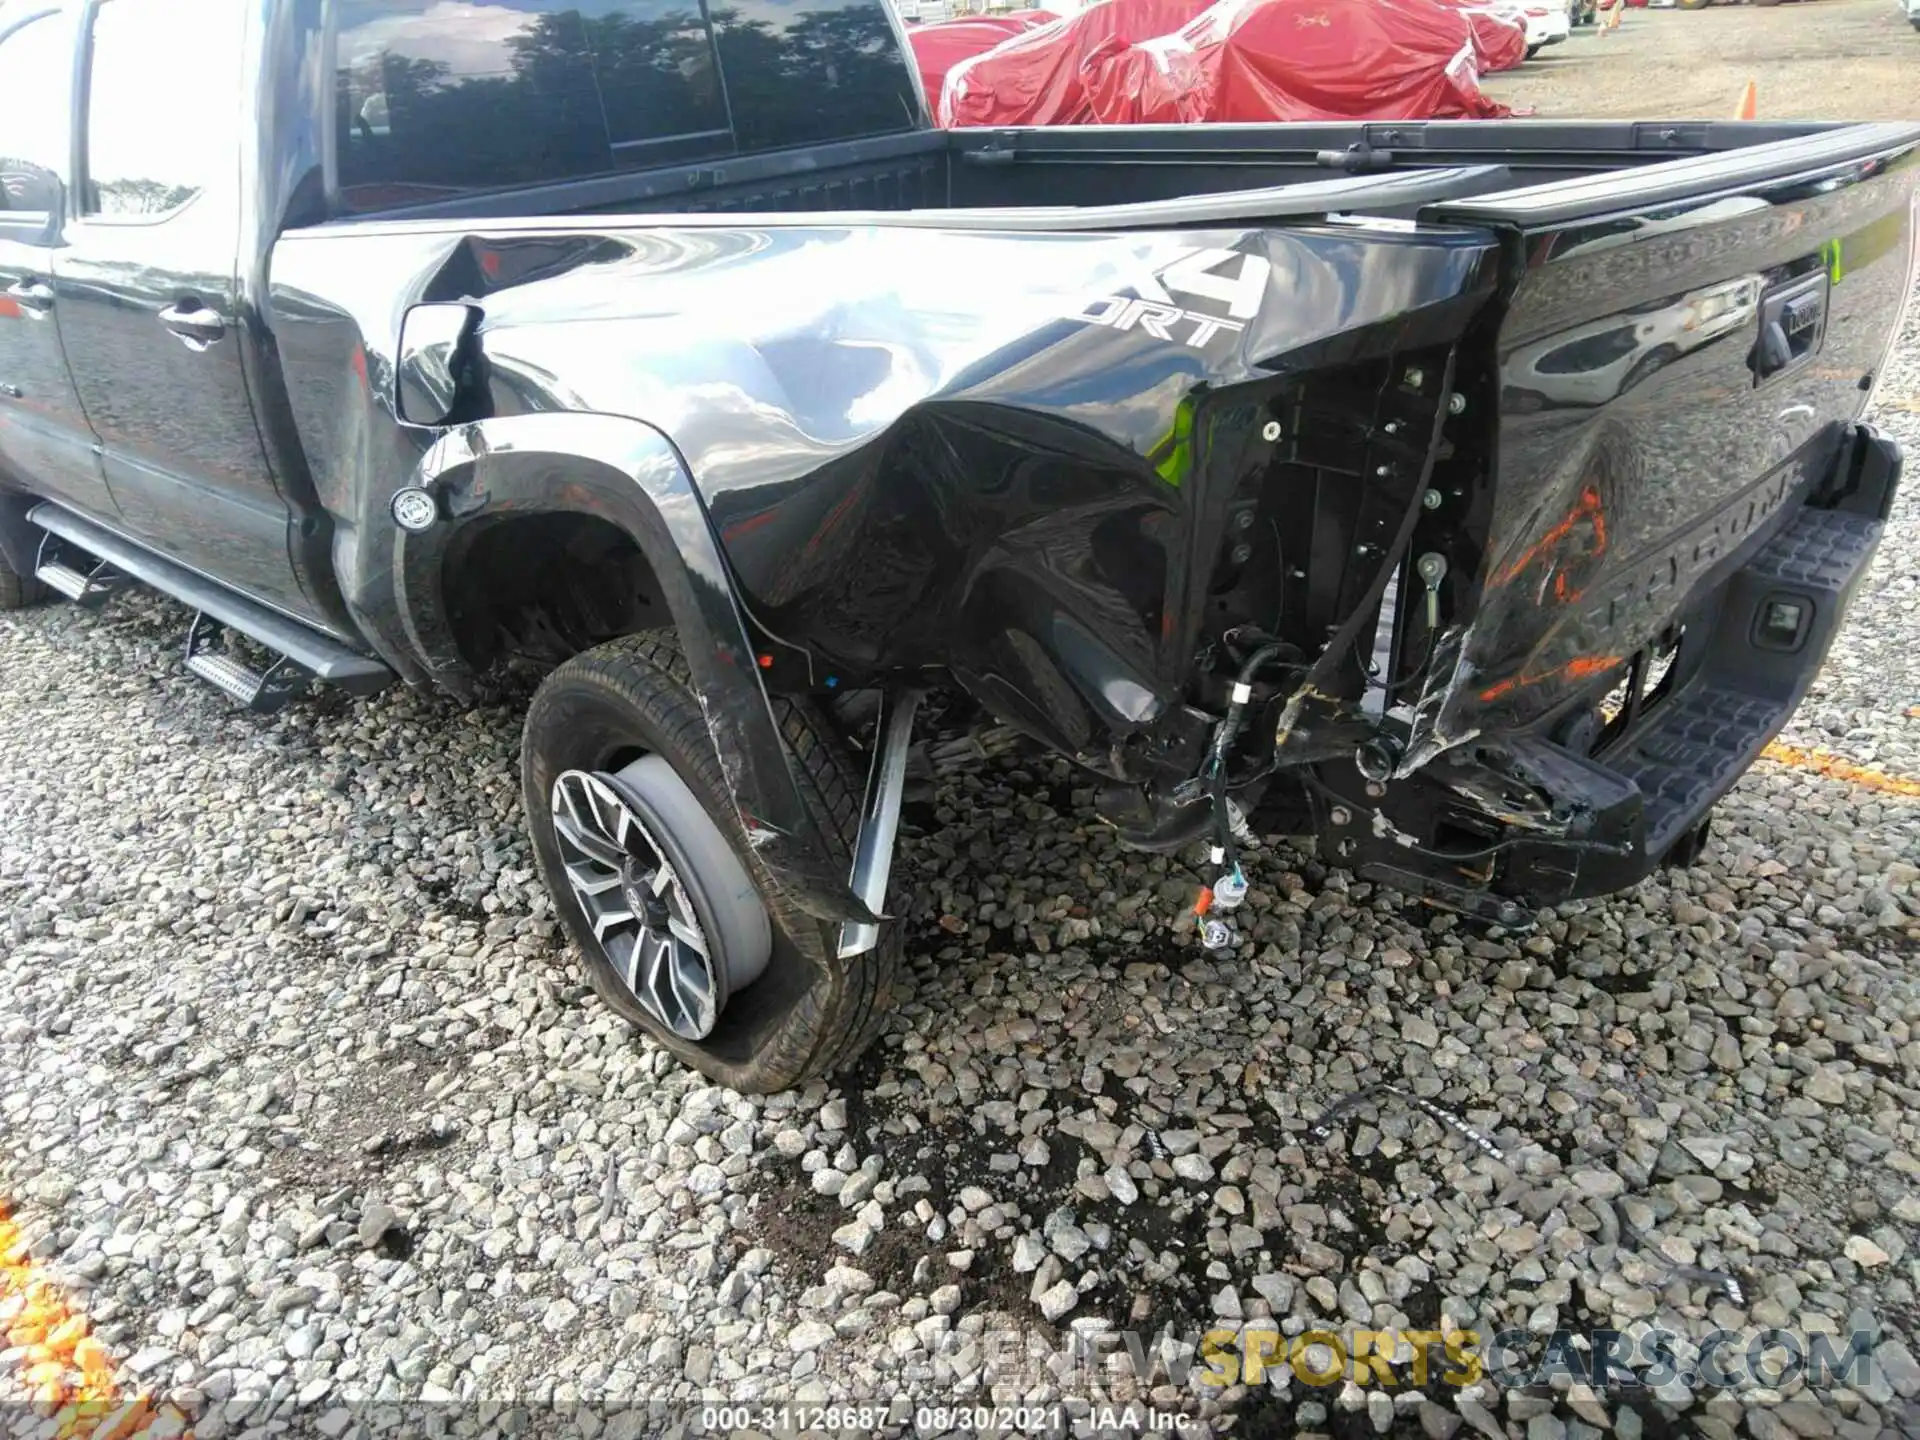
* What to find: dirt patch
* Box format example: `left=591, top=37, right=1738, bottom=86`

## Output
left=262, top=1034, right=466, bottom=1191
left=1483, top=0, right=1918, bottom=122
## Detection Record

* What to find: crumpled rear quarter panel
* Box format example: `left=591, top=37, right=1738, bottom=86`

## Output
left=456, top=221, right=1499, bottom=755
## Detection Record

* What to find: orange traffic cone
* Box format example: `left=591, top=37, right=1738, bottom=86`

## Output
left=1733, top=80, right=1757, bottom=120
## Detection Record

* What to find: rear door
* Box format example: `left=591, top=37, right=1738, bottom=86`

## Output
left=0, top=5, right=116, bottom=522
left=50, top=0, right=318, bottom=620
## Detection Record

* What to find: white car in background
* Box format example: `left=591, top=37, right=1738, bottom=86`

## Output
left=1519, top=0, right=1571, bottom=53
left=1506, top=275, right=1764, bottom=410
left=1906, top=0, right=1920, bottom=32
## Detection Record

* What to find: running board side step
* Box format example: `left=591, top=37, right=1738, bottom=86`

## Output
left=185, top=612, right=311, bottom=712
left=27, top=502, right=393, bottom=703
left=35, top=531, right=127, bottom=609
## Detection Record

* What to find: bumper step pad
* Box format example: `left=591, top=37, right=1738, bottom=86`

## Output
left=1607, top=687, right=1791, bottom=858
left=1606, top=505, right=1882, bottom=859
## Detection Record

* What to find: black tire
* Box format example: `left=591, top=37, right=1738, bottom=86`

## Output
left=0, top=550, right=47, bottom=611
left=1525, top=41, right=1542, bottom=56
left=522, top=631, right=899, bottom=1093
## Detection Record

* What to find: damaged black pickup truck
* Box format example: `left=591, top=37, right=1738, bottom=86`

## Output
left=0, top=0, right=1913, bottom=1091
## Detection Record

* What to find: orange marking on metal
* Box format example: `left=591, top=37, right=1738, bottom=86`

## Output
left=1760, top=743, right=1920, bottom=798
left=1491, top=484, right=1608, bottom=593
left=1478, top=651, right=1621, bottom=703
left=1563, top=655, right=1620, bottom=680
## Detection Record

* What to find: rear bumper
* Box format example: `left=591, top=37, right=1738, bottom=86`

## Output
left=1313, top=423, right=1898, bottom=923
left=1526, top=12, right=1572, bottom=44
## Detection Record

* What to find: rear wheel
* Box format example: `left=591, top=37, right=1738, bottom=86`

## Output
left=0, top=549, right=47, bottom=611
left=522, top=631, right=900, bottom=1093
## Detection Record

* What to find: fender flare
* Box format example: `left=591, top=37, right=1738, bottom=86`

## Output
left=393, top=411, right=876, bottom=928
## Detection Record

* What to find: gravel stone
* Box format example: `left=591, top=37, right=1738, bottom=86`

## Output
left=831, top=1219, right=876, bottom=1255
left=356, top=1203, right=400, bottom=1250
left=1171, top=1154, right=1214, bottom=1182
left=1035, top=1280, right=1079, bottom=1322
left=1012, top=1234, right=1047, bottom=1272
left=788, top=1321, right=835, bottom=1353
left=1844, top=1235, right=1891, bottom=1267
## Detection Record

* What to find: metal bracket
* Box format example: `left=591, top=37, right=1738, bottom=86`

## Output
left=836, top=689, right=924, bottom=960
left=1360, top=860, right=1535, bottom=931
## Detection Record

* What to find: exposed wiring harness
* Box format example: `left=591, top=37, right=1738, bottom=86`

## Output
left=1203, top=641, right=1306, bottom=873
left=1188, top=354, right=1455, bottom=949
left=1184, top=641, right=1307, bottom=950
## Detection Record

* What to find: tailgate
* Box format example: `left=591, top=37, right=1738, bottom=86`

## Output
left=1407, top=122, right=1920, bottom=767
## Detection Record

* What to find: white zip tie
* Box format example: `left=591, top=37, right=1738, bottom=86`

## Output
left=1309, top=1082, right=1505, bottom=1161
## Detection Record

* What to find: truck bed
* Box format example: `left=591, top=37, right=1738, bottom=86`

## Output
left=331, top=118, right=1877, bottom=226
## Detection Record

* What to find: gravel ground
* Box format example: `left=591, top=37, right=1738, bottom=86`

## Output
left=1483, top=0, right=1919, bottom=123
left=2, top=328, right=1920, bottom=1435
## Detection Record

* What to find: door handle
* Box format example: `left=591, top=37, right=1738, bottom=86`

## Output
left=158, top=301, right=227, bottom=350
left=1751, top=273, right=1827, bottom=384
left=4, top=280, right=54, bottom=316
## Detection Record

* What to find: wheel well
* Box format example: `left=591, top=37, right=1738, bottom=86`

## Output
left=443, top=512, right=668, bottom=670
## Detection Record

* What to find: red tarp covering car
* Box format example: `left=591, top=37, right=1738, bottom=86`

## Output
left=941, top=0, right=1509, bottom=128
left=1417, top=0, right=1528, bottom=72
left=940, top=0, right=1213, bottom=127
left=908, top=13, right=1057, bottom=117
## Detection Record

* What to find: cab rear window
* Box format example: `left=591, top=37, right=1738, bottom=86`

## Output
left=332, top=0, right=918, bottom=214
left=334, top=0, right=734, bottom=213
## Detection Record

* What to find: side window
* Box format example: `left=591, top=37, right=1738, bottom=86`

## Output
left=712, top=0, right=918, bottom=153
left=334, top=1, right=734, bottom=215
left=0, top=13, right=68, bottom=227
left=83, top=0, right=232, bottom=219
